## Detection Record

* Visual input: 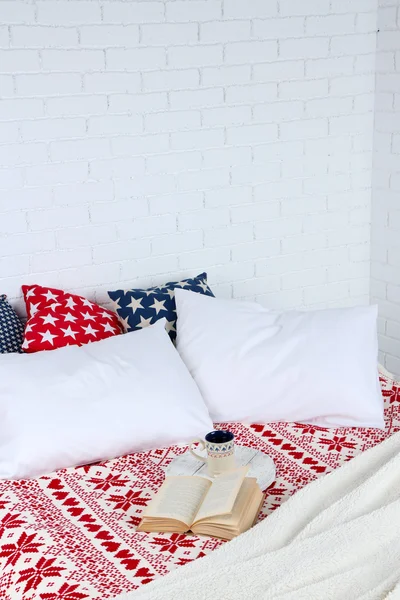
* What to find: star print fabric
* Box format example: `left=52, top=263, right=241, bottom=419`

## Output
left=0, top=294, right=24, bottom=354
left=108, top=272, right=214, bottom=342
left=21, top=285, right=123, bottom=353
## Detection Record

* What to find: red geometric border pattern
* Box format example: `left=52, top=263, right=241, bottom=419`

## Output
left=0, top=371, right=399, bottom=600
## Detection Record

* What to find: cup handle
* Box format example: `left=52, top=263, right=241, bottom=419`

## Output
left=189, top=439, right=207, bottom=462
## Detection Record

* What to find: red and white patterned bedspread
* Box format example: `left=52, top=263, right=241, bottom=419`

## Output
left=1, top=371, right=399, bottom=600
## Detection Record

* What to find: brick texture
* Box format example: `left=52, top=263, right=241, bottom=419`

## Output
left=371, top=0, right=400, bottom=377
left=0, top=0, right=379, bottom=326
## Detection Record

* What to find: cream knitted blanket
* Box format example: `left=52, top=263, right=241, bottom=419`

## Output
left=117, top=430, right=400, bottom=600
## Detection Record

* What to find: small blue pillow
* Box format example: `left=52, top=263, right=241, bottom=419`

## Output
left=0, top=295, right=24, bottom=354
left=108, top=273, right=214, bottom=342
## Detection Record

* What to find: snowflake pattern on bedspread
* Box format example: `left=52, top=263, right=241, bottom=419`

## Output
left=0, top=371, right=399, bottom=600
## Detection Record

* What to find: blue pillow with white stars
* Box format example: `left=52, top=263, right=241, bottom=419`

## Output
left=108, top=273, right=214, bottom=342
left=0, top=294, right=24, bottom=354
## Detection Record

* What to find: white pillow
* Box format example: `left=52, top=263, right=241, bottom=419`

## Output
left=0, top=319, right=212, bottom=479
left=175, top=289, right=384, bottom=429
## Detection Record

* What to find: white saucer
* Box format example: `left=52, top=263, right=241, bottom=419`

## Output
left=164, top=445, right=276, bottom=491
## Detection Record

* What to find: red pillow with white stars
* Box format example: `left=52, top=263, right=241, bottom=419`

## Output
left=21, top=285, right=123, bottom=353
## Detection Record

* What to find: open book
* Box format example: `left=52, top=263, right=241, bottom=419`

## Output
left=137, top=467, right=264, bottom=541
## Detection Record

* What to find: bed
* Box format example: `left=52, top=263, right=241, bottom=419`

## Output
left=1, top=369, right=399, bottom=600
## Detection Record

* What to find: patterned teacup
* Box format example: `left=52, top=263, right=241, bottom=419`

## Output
left=189, top=430, right=235, bottom=477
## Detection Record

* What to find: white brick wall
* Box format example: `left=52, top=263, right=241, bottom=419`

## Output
left=0, top=0, right=377, bottom=320
left=371, top=0, right=400, bottom=377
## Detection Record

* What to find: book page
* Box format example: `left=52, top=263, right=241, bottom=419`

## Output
left=192, top=480, right=264, bottom=541
left=203, top=478, right=257, bottom=528
left=143, top=476, right=211, bottom=527
left=193, top=466, right=248, bottom=523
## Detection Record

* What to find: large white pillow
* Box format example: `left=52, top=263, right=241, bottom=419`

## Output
left=175, top=289, right=384, bottom=429
left=0, top=319, right=212, bottom=479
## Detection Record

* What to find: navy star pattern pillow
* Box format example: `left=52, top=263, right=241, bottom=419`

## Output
left=0, top=294, right=24, bottom=354
left=108, top=272, right=214, bottom=342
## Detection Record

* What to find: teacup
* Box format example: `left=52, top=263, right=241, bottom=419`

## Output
left=189, top=430, right=235, bottom=477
